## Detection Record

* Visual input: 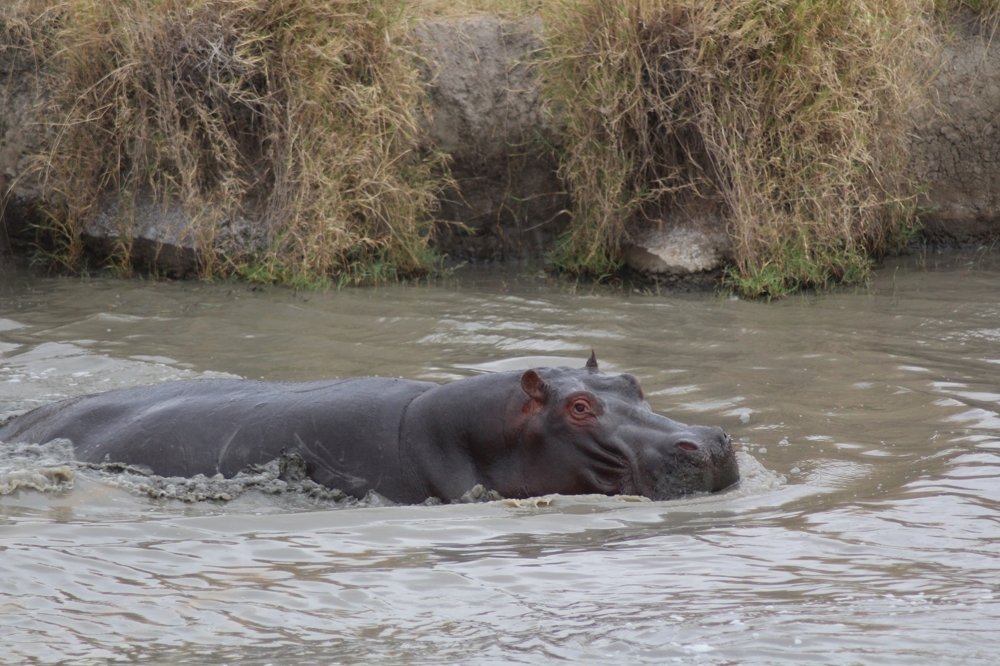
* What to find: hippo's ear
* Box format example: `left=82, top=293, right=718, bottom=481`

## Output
left=520, top=369, right=548, bottom=403
left=586, top=349, right=599, bottom=373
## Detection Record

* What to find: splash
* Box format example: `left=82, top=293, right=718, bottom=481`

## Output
left=0, top=442, right=395, bottom=507
left=0, top=438, right=76, bottom=494
left=0, top=438, right=496, bottom=507
left=730, top=450, right=786, bottom=495
left=85, top=452, right=395, bottom=506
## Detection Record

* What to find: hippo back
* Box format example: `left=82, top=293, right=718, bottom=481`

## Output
left=0, top=377, right=435, bottom=498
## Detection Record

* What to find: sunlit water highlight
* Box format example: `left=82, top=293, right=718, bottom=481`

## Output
left=1, top=250, right=999, bottom=664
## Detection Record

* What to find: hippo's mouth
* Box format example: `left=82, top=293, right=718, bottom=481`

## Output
left=631, top=441, right=741, bottom=501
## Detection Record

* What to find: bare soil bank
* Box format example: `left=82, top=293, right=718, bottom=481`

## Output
left=414, top=17, right=570, bottom=264
left=1, top=9, right=998, bottom=281
left=909, top=10, right=1000, bottom=246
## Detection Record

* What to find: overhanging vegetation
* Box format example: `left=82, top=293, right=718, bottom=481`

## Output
left=540, top=0, right=935, bottom=297
left=6, top=0, right=445, bottom=286
left=0, top=0, right=966, bottom=296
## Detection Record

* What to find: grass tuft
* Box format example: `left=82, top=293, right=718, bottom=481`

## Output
left=940, top=0, right=1000, bottom=20
left=540, top=0, right=933, bottom=296
left=0, top=0, right=966, bottom=295
left=18, top=0, right=446, bottom=284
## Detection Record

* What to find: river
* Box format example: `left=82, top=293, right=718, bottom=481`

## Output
left=1, top=249, right=998, bottom=664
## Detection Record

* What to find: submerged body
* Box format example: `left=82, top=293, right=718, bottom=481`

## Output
left=0, top=355, right=739, bottom=503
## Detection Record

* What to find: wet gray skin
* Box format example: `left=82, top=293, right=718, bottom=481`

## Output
left=512, top=355, right=739, bottom=500
left=0, top=353, right=739, bottom=503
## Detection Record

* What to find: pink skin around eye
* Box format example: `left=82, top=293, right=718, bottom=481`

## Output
left=569, top=398, right=592, bottom=419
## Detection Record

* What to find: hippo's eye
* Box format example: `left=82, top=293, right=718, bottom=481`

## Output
left=570, top=399, right=591, bottom=418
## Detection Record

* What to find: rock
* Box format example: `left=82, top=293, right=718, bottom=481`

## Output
left=624, top=200, right=731, bottom=276
left=414, top=16, right=569, bottom=261
left=83, top=196, right=264, bottom=278
left=83, top=198, right=200, bottom=278
left=624, top=224, right=730, bottom=275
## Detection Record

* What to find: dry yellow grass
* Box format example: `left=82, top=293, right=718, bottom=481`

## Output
left=15, top=0, right=445, bottom=285
left=0, top=0, right=961, bottom=294
left=408, top=0, right=544, bottom=19
left=540, top=0, right=936, bottom=296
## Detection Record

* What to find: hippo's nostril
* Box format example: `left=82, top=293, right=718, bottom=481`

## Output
left=677, top=441, right=698, bottom=452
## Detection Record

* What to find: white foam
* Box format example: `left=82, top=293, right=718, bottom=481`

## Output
left=0, top=439, right=76, bottom=495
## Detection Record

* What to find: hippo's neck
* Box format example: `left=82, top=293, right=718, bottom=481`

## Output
left=398, top=371, right=526, bottom=502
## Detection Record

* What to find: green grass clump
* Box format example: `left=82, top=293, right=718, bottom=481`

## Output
left=722, top=235, right=873, bottom=299
left=540, top=0, right=933, bottom=296
left=20, top=0, right=445, bottom=284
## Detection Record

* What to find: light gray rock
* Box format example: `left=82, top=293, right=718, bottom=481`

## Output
left=83, top=196, right=263, bottom=278
left=82, top=198, right=198, bottom=278
left=624, top=223, right=730, bottom=275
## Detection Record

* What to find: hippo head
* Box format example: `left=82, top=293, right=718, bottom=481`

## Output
left=511, top=352, right=739, bottom=500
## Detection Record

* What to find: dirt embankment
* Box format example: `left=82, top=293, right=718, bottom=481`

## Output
left=909, top=12, right=1000, bottom=245
left=2, top=9, right=999, bottom=279
left=429, top=10, right=1000, bottom=269
left=416, top=17, right=569, bottom=262
left=0, top=27, right=43, bottom=257
left=0, top=12, right=568, bottom=276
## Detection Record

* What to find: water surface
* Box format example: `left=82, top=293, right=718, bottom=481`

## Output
left=1, top=250, right=999, bottom=664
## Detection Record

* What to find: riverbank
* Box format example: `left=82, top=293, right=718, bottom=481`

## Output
left=1, top=0, right=998, bottom=296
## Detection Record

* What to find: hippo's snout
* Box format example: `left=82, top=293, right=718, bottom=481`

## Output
left=709, top=431, right=740, bottom=493
left=638, top=424, right=740, bottom=500
left=675, top=426, right=739, bottom=493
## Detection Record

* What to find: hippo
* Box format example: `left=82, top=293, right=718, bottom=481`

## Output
left=0, top=353, right=739, bottom=503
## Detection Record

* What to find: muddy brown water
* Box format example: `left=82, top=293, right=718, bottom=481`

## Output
left=1, top=251, right=999, bottom=665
